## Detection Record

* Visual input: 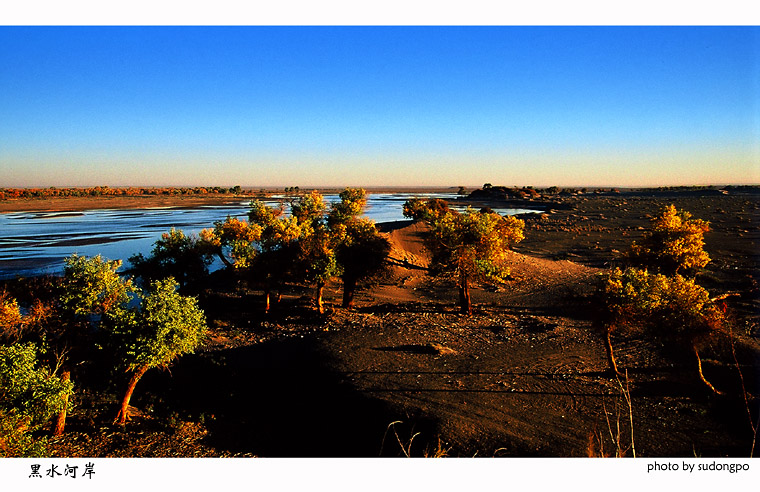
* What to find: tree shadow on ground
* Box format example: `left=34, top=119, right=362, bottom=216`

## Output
left=136, top=334, right=438, bottom=457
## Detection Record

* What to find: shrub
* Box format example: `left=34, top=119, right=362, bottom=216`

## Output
left=0, top=291, right=23, bottom=342
left=0, top=343, right=73, bottom=456
left=627, top=204, right=710, bottom=276
left=599, top=267, right=728, bottom=392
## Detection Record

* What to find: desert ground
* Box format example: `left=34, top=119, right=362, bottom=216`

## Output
left=3, top=187, right=759, bottom=457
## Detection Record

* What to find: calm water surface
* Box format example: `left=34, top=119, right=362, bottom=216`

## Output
left=0, top=193, right=538, bottom=279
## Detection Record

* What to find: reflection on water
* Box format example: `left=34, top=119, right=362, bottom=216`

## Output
left=0, top=193, right=539, bottom=279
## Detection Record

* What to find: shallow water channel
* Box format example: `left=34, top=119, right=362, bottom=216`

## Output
left=0, top=193, right=538, bottom=279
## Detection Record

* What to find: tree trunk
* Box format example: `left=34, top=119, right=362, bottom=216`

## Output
left=114, top=365, right=149, bottom=425
left=316, top=282, right=325, bottom=314
left=694, top=346, right=723, bottom=395
left=53, top=370, right=70, bottom=437
left=458, top=271, right=472, bottom=315
left=342, top=276, right=357, bottom=309
left=604, top=328, right=622, bottom=377
left=216, top=251, right=234, bottom=269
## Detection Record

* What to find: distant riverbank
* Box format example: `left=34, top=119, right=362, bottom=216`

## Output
left=0, top=187, right=460, bottom=214
left=0, top=195, right=249, bottom=213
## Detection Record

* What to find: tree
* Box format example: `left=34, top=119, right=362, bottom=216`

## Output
left=598, top=267, right=728, bottom=392
left=334, top=218, right=391, bottom=309
left=327, top=188, right=366, bottom=224
left=403, top=199, right=525, bottom=315
left=329, top=189, right=390, bottom=309
left=111, top=278, right=207, bottom=424
left=0, top=291, right=23, bottom=342
left=295, top=220, right=340, bottom=314
left=403, top=197, right=451, bottom=222
left=203, top=189, right=387, bottom=314
left=247, top=202, right=302, bottom=312
left=128, top=228, right=215, bottom=291
left=61, top=254, right=136, bottom=318
left=0, top=343, right=73, bottom=456
left=290, top=189, right=326, bottom=223
left=50, top=254, right=138, bottom=434
left=627, top=204, right=710, bottom=276
left=201, top=216, right=262, bottom=270
left=284, top=191, right=341, bottom=313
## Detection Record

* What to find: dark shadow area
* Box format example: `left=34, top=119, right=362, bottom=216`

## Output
left=373, top=344, right=450, bottom=355
left=134, top=334, right=439, bottom=457
left=357, top=301, right=460, bottom=315
left=385, top=257, right=429, bottom=271
left=375, top=220, right=415, bottom=233
left=200, top=287, right=334, bottom=329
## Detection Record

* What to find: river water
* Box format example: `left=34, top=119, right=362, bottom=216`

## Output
left=0, top=193, right=538, bottom=279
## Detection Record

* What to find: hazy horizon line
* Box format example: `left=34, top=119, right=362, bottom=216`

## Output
left=3, top=182, right=759, bottom=190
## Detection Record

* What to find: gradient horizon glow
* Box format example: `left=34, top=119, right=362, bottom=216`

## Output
left=1, top=26, right=758, bottom=188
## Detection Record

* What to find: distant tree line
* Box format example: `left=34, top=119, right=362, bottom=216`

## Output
left=0, top=185, right=250, bottom=201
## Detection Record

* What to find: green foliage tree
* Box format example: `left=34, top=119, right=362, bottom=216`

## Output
left=38, top=254, right=139, bottom=435
left=110, top=278, right=207, bottom=424
left=0, top=288, right=67, bottom=434
left=627, top=204, right=710, bottom=276
left=0, top=343, right=73, bottom=456
left=61, top=254, right=136, bottom=317
left=403, top=198, right=525, bottom=315
left=128, top=228, right=215, bottom=291
left=598, top=267, right=728, bottom=392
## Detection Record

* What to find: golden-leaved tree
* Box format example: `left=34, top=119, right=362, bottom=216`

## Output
left=598, top=267, right=728, bottom=392
left=628, top=204, right=710, bottom=276
left=598, top=205, right=731, bottom=393
left=328, top=189, right=390, bottom=309
left=403, top=198, right=525, bottom=315
left=201, top=188, right=389, bottom=314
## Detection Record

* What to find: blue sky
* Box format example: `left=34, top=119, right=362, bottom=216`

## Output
left=1, top=26, right=758, bottom=188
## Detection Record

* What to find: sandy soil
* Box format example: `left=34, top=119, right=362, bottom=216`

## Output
left=23, top=188, right=760, bottom=457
